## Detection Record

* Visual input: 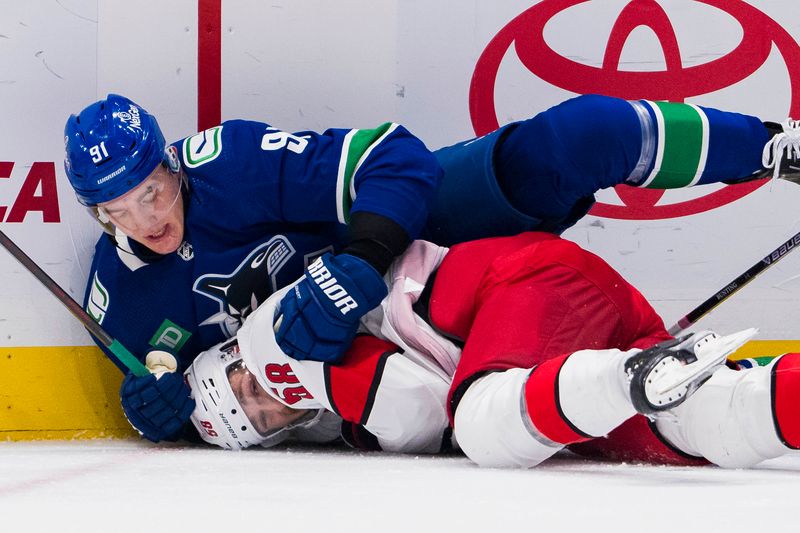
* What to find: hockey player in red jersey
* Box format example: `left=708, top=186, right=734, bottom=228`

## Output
left=185, top=232, right=800, bottom=469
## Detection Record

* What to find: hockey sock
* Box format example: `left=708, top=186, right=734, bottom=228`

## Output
left=493, top=95, right=769, bottom=226
left=771, top=352, right=800, bottom=449
left=626, top=101, right=769, bottom=188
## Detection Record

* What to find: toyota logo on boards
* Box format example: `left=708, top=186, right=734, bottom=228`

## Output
left=470, top=0, right=800, bottom=220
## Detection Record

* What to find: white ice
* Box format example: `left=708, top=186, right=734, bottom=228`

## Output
left=1, top=441, right=798, bottom=533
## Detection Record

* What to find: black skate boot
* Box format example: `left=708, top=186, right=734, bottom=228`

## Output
left=625, top=329, right=757, bottom=415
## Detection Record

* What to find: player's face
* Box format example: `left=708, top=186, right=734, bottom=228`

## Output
left=227, top=363, right=309, bottom=436
left=98, top=163, right=185, bottom=255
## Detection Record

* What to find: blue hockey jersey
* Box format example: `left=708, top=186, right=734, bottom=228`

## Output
left=84, top=120, right=442, bottom=371
left=83, top=95, right=771, bottom=372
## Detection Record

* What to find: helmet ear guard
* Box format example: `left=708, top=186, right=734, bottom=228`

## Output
left=89, top=205, right=117, bottom=236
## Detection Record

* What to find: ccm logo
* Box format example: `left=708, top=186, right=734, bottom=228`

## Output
left=307, top=258, right=358, bottom=314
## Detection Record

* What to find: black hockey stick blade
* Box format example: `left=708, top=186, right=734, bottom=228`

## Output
left=668, top=229, right=800, bottom=335
left=0, top=228, right=148, bottom=376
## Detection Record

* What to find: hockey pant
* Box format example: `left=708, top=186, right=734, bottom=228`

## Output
left=455, top=354, right=800, bottom=469
left=424, top=94, right=769, bottom=245
left=431, top=232, right=798, bottom=468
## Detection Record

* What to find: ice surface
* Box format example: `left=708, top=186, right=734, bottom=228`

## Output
left=0, top=441, right=798, bottom=532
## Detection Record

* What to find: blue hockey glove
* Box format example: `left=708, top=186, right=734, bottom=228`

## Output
left=120, top=351, right=195, bottom=442
left=275, top=253, right=388, bottom=363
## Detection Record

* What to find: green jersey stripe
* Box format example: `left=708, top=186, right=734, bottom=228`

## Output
left=639, top=101, right=709, bottom=189
left=336, top=130, right=357, bottom=224
left=335, top=122, right=398, bottom=224
left=686, top=103, right=710, bottom=187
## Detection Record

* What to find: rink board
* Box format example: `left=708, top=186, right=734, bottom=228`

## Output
left=0, top=347, right=135, bottom=440
left=2, top=341, right=800, bottom=441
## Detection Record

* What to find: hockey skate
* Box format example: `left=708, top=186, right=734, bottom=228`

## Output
left=625, top=328, right=758, bottom=415
left=761, top=120, right=800, bottom=184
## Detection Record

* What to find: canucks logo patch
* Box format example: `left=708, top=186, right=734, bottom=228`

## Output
left=183, top=126, right=223, bottom=168
left=86, top=272, right=109, bottom=324
left=194, top=236, right=295, bottom=337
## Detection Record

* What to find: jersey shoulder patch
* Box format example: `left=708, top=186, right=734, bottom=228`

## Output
left=182, top=125, right=224, bottom=168
left=86, top=271, right=110, bottom=325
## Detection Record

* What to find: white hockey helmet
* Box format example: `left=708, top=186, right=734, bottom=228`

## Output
left=185, top=338, right=328, bottom=450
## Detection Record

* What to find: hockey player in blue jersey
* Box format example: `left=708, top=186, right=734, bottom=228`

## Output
left=63, top=93, right=800, bottom=443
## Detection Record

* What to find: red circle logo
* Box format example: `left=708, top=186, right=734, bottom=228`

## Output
left=470, top=0, right=800, bottom=220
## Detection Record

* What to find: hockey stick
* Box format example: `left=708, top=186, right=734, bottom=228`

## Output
left=0, top=228, right=149, bottom=376
left=667, top=229, right=800, bottom=336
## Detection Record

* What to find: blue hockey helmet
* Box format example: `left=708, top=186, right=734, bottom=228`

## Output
left=64, top=94, right=168, bottom=206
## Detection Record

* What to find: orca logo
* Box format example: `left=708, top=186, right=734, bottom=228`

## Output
left=194, top=236, right=295, bottom=336
left=470, top=0, right=800, bottom=219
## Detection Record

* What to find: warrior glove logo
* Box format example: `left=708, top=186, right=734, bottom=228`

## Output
left=307, top=258, right=358, bottom=314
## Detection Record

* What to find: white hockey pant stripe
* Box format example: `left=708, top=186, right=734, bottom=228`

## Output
left=454, top=368, right=562, bottom=468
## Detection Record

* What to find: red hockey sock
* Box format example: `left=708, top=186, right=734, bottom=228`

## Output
left=772, top=353, right=800, bottom=449
left=524, top=353, right=593, bottom=445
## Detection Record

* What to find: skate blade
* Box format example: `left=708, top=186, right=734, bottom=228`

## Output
left=654, top=327, right=758, bottom=395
